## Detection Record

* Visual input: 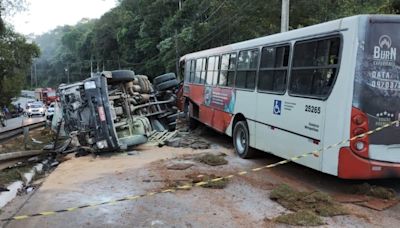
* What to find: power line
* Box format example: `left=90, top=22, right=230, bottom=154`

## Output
left=204, top=0, right=228, bottom=22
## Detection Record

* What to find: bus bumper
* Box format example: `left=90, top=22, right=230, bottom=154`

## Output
left=338, top=147, right=400, bottom=179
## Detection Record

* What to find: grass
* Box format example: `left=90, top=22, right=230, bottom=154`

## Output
left=274, top=210, right=324, bottom=226
left=350, top=183, right=396, bottom=200
left=0, top=127, right=54, bottom=153
left=195, top=153, right=228, bottom=166
left=183, top=173, right=230, bottom=189
left=0, top=165, right=34, bottom=186
left=270, top=184, right=347, bottom=226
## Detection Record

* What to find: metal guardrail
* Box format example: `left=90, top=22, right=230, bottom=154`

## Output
left=0, top=121, right=46, bottom=142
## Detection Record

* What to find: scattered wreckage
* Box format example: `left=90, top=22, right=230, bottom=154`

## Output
left=55, top=70, right=180, bottom=152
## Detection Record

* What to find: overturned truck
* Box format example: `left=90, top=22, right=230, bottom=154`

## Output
left=57, top=70, right=179, bottom=151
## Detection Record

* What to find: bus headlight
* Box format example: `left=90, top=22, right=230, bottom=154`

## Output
left=355, top=141, right=365, bottom=151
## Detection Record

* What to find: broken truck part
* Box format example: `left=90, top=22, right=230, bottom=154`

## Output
left=57, top=70, right=179, bottom=151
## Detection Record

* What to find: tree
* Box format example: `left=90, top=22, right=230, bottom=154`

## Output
left=0, top=27, right=40, bottom=105
left=33, top=0, right=400, bottom=85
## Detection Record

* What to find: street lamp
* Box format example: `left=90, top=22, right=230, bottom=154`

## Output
left=64, top=66, right=70, bottom=83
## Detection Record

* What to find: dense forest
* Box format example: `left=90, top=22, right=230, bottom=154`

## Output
left=9, top=0, right=400, bottom=89
left=0, top=0, right=40, bottom=106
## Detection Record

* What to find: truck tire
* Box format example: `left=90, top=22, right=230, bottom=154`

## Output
left=156, top=79, right=179, bottom=91
left=109, top=70, right=136, bottom=82
left=153, top=73, right=176, bottom=85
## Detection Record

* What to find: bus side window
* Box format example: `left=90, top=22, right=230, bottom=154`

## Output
left=184, top=60, right=189, bottom=82
left=189, top=60, right=196, bottom=83
left=258, top=45, right=290, bottom=93
left=290, top=37, right=341, bottom=98
left=195, top=58, right=206, bottom=84
left=227, top=53, right=236, bottom=87
left=212, top=56, right=220, bottom=85
left=206, top=57, right=215, bottom=85
left=236, top=49, right=259, bottom=90
left=219, top=54, right=230, bottom=86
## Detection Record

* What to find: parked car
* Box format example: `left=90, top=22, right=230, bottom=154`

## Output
left=26, top=102, right=46, bottom=117
left=46, top=102, right=55, bottom=120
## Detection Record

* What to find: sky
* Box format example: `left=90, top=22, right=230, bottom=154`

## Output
left=9, top=0, right=117, bottom=35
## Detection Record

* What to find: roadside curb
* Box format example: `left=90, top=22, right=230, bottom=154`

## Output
left=0, top=162, right=46, bottom=209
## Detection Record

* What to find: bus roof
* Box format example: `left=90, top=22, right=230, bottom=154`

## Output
left=180, top=14, right=399, bottom=61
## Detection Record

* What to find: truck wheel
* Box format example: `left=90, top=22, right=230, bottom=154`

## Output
left=233, top=121, right=255, bottom=158
left=109, top=70, right=136, bottom=82
left=156, top=79, right=179, bottom=91
left=153, top=73, right=176, bottom=85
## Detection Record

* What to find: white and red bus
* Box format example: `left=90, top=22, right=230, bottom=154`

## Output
left=179, top=15, right=400, bottom=179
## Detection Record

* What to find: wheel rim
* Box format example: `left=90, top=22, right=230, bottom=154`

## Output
left=235, top=127, right=247, bottom=154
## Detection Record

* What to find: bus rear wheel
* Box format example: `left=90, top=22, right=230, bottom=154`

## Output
left=233, top=121, right=255, bottom=158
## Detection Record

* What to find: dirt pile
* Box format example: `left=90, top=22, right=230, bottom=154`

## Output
left=270, top=184, right=347, bottom=226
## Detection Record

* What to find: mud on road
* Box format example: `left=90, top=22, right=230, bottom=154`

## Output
left=1, top=127, right=400, bottom=227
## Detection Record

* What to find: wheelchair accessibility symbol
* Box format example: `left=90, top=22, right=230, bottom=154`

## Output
left=273, top=100, right=281, bottom=115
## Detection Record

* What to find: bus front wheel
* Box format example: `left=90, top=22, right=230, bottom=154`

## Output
left=233, top=121, right=255, bottom=158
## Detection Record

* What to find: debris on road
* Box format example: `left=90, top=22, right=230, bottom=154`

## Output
left=166, top=161, right=194, bottom=170
left=186, top=173, right=229, bottom=189
left=273, top=210, right=324, bottom=226
left=195, top=153, right=228, bottom=166
left=356, top=198, right=400, bottom=211
left=270, top=184, right=347, bottom=225
left=166, top=124, right=211, bottom=149
left=350, top=183, right=397, bottom=200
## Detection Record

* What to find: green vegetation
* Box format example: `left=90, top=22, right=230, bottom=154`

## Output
left=0, top=0, right=40, bottom=106
left=0, top=165, right=34, bottom=186
left=1, top=0, right=399, bottom=92
left=186, top=173, right=229, bottom=189
left=270, top=184, right=347, bottom=225
left=195, top=153, right=228, bottom=166
left=350, top=183, right=397, bottom=200
left=274, top=210, right=324, bottom=226
left=32, top=0, right=400, bottom=87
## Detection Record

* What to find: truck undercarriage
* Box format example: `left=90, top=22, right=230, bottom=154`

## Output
left=57, top=70, right=179, bottom=151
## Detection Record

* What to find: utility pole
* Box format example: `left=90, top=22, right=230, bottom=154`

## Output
left=34, top=62, right=37, bottom=87
left=281, top=0, right=290, bottom=32
left=178, top=0, right=182, bottom=10
left=30, top=64, right=33, bottom=88
left=90, top=59, right=93, bottom=77
left=65, top=64, right=70, bottom=83
left=175, top=29, right=179, bottom=77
